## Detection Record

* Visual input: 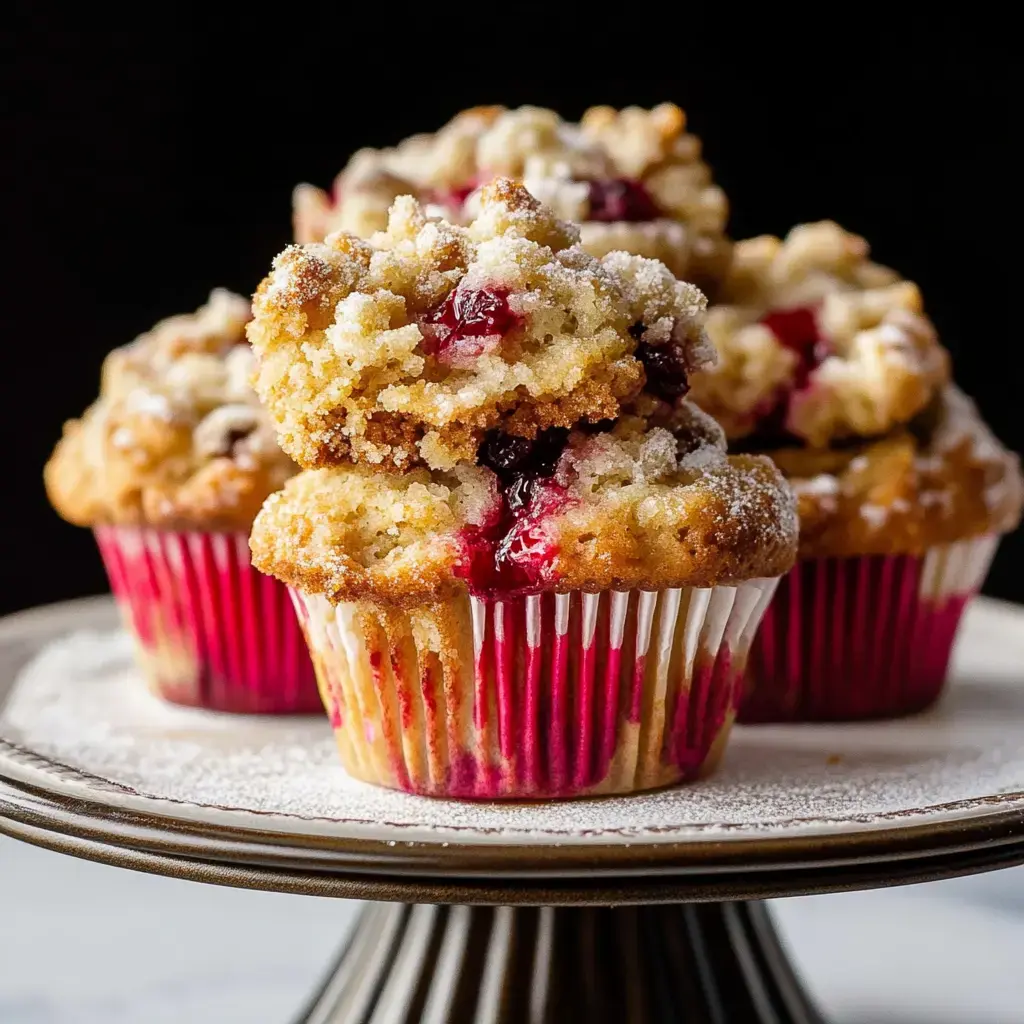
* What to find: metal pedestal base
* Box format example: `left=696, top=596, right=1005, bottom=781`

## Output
left=299, top=900, right=824, bottom=1023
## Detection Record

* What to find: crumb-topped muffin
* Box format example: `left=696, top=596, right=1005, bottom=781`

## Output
left=292, top=103, right=732, bottom=293
left=250, top=187, right=798, bottom=797
left=44, top=290, right=318, bottom=715
left=260, top=405, right=794, bottom=798
left=738, top=383, right=1023, bottom=722
left=250, top=179, right=712, bottom=472
left=689, top=221, right=950, bottom=447
left=46, top=289, right=294, bottom=530
left=680, top=223, right=1022, bottom=723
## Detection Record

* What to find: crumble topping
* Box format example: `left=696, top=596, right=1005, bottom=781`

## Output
left=688, top=222, right=950, bottom=446
left=45, top=291, right=295, bottom=530
left=250, top=180, right=713, bottom=472
left=291, top=103, right=732, bottom=292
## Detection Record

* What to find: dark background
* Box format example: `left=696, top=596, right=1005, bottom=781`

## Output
left=3, top=15, right=1019, bottom=615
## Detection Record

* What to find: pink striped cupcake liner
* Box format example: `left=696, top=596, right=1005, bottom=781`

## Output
left=291, top=579, right=778, bottom=799
left=739, top=535, right=999, bottom=722
left=94, top=525, right=320, bottom=714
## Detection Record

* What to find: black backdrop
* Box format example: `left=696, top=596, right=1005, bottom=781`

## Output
left=3, top=14, right=1018, bottom=615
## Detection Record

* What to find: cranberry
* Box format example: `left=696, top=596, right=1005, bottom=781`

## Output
left=761, top=306, right=830, bottom=390
left=746, top=305, right=833, bottom=440
left=524, top=427, right=569, bottom=476
left=447, top=181, right=479, bottom=206
left=586, top=178, right=660, bottom=222
left=456, top=525, right=504, bottom=592
left=456, top=483, right=569, bottom=597
left=426, top=178, right=480, bottom=210
left=494, top=483, right=568, bottom=577
left=480, top=432, right=534, bottom=474
left=479, top=427, right=569, bottom=511
left=421, top=287, right=521, bottom=364
left=503, top=474, right=536, bottom=513
left=637, top=341, right=691, bottom=400
left=458, top=431, right=573, bottom=597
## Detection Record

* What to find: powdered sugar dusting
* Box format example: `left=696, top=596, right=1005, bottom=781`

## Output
left=860, top=504, right=889, bottom=528
left=795, top=474, right=840, bottom=498
left=702, top=461, right=799, bottom=555
left=937, top=386, right=1024, bottom=518
left=3, top=600, right=1023, bottom=845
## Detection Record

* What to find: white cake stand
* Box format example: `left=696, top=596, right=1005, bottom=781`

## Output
left=2, top=595, right=1023, bottom=1022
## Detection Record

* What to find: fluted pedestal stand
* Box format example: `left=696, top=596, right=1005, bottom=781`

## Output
left=300, top=901, right=821, bottom=1023
left=4, top=597, right=1024, bottom=1023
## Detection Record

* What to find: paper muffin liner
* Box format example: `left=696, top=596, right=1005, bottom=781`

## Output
left=94, top=525, right=320, bottom=714
left=739, top=535, right=1000, bottom=723
left=291, top=579, right=778, bottom=799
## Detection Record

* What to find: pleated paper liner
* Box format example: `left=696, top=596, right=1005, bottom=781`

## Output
left=739, top=535, right=999, bottom=723
left=94, top=526, right=320, bottom=714
left=291, top=579, right=779, bottom=799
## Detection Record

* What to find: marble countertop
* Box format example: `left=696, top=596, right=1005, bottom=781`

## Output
left=2, top=835, right=1023, bottom=1023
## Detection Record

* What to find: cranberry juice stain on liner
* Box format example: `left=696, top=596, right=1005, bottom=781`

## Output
left=95, top=526, right=320, bottom=714
left=291, top=580, right=778, bottom=800
left=741, top=535, right=999, bottom=723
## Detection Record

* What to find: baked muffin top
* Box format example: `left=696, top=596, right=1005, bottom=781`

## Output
left=769, top=387, right=1023, bottom=558
left=250, top=400, right=797, bottom=607
left=292, top=103, right=732, bottom=293
left=45, top=290, right=296, bottom=531
left=688, top=221, right=950, bottom=447
left=250, top=179, right=713, bottom=473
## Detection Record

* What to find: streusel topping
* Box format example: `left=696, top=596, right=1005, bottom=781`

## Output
left=769, top=387, right=1023, bottom=558
left=250, top=400, right=797, bottom=607
left=250, top=179, right=713, bottom=472
left=688, top=222, right=950, bottom=446
left=292, top=104, right=732, bottom=293
left=45, top=290, right=296, bottom=530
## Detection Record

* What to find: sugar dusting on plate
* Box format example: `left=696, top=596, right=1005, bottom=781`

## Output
left=1, top=607, right=1023, bottom=843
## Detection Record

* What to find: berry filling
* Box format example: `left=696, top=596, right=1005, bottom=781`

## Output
left=751, top=305, right=832, bottom=438
left=425, top=178, right=481, bottom=210
left=456, top=429, right=572, bottom=596
left=761, top=306, right=830, bottom=390
left=481, top=427, right=569, bottom=511
left=429, top=176, right=659, bottom=223
left=634, top=326, right=691, bottom=401
left=420, top=287, right=522, bottom=365
left=586, top=178, right=660, bottom=223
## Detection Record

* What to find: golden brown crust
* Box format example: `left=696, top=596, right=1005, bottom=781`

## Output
left=768, top=387, right=1024, bottom=558
left=249, top=464, right=467, bottom=608
left=249, top=407, right=798, bottom=608
left=250, top=180, right=712, bottom=472
left=44, top=290, right=296, bottom=531
left=689, top=222, right=950, bottom=446
left=291, top=103, right=732, bottom=297
left=549, top=451, right=797, bottom=591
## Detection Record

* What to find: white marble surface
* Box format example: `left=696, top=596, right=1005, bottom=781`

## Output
left=2, top=835, right=1023, bottom=1022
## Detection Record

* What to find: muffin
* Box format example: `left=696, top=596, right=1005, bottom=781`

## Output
left=291, top=103, right=732, bottom=296
left=249, top=182, right=799, bottom=798
left=44, top=290, right=320, bottom=714
left=687, top=222, right=1024, bottom=721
